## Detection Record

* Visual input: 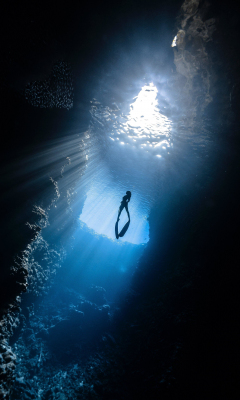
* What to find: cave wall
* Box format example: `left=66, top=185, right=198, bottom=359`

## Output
left=1, top=0, right=240, bottom=398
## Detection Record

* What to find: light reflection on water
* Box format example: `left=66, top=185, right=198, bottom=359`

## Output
left=91, top=82, right=172, bottom=157
left=79, top=76, right=211, bottom=245
left=79, top=82, right=172, bottom=243
left=122, top=83, right=172, bottom=155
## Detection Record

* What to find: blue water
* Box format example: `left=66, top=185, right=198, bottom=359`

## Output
left=1, top=1, right=238, bottom=398
left=6, top=19, right=221, bottom=399
left=19, top=73, right=211, bottom=303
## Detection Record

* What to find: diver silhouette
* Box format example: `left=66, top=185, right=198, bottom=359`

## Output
left=115, top=191, right=131, bottom=239
left=117, top=191, right=131, bottom=221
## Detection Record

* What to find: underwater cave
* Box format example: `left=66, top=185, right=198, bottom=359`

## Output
left=0, top=0, right=239, bottom=399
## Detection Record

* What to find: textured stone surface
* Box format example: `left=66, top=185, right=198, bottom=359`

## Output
left=9, top=286, right=111, bottom=399
left=171, top=0, right=216, bottom=127
left=1, top=0, right=239, bottom=398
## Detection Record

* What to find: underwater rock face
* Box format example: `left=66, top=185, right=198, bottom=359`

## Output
left=0, top=300, right=21, bottom=399
left=1, top=0, right=240, bottom=398
left=172, top=0, right=216, bottom=120
left=0, top=208, right=64, bottom=398
left=9, top=286, right=111, bottom=399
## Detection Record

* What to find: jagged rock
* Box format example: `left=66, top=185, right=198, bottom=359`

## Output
left=0, top=364, right=6, bottom=375
left=1, top=2, right=239, bottom=400
left=172, top=0, right=216, bottom=120
left=3, top=353, right=16, bottom=363
left=0, top=345, right=8, bottom=354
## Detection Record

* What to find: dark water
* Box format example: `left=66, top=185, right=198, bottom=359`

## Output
left=1, top=1, right=239, bottom=399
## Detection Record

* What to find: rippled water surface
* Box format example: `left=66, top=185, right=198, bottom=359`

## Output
left=5, top=2, right=240, bottom=398
left=5, top=57, right=214, bottom=303
left=77, top=71, right=212, bottom=248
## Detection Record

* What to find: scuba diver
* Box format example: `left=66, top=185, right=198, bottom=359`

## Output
left=117, top=191, right=131, bottom=221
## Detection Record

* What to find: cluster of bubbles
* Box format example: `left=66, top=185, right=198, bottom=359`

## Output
left=25, top=61, right=73, bottom=110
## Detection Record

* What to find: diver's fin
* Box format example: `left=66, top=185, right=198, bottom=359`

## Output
left=118, top=220, right=130, bottom=237
left=115, top=221, right=119, bottom=239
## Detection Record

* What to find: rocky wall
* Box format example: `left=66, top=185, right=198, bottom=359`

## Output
left=171, top=0, right=240, bottom=135
left=171, top=0, right=216, bottom=131
left=1, top=0, right=240, bottom=398
left=9, top=285, right=112, bottom=400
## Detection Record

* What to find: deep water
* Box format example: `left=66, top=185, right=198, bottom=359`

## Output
left=1, top=1, right=239, bottom=399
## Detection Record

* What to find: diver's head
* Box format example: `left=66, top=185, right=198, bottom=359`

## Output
left=126, top=191, right=131, bottom=199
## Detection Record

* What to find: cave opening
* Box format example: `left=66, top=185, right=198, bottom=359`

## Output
left=1, top=0, right=239, bottom=399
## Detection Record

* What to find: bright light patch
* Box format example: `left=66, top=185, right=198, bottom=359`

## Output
left=90, top=83, right=172, bottom=158
left=121, top=83, right=172, bottom=154
left=171, top=35, right=177, bottom=47
left=79, top=184, right=149, bottom=245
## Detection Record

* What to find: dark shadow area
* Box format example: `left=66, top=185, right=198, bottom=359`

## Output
left=1, top=0, right=240, bottom=399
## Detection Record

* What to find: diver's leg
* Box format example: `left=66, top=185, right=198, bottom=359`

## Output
left=117, top=205, right=123, bottom=221
left=125, top=205, right=130, bottom=221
